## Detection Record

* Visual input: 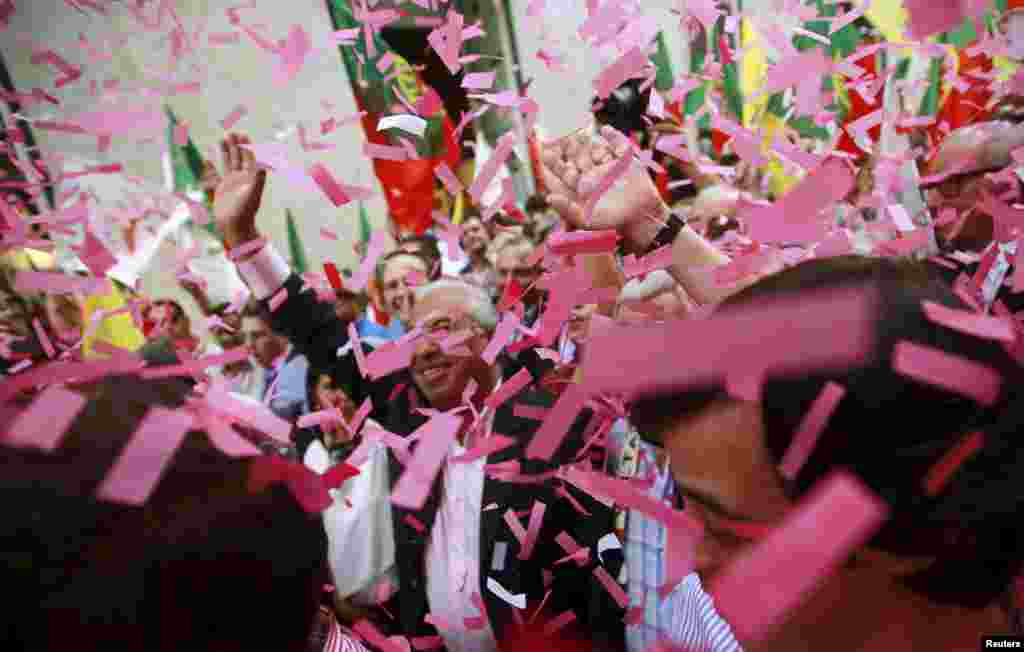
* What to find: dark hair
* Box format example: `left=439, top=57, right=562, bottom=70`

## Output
left=1, top=374, right=326, bottom=651
left=374, top=249, right=434, bottom=288
left=629, top=255, right=1024, bottom=609
left=397, top=234, right=442, bottom=276
left=591, top=79, right=649, bottom=139
left=525, top=194, right=549, bottom=215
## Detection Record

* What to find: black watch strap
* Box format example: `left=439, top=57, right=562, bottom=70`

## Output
left=643, top=211, right=686, bottom=256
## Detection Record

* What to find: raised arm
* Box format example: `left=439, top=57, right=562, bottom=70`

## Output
left=212, top=134, right=368, bottom=402
left=541, top=125, right=734, bottom=306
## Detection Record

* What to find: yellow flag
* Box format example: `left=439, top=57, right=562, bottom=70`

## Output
left=82, top=282, right=145, bottom=360
left=739, top=19, right=768, bottom=129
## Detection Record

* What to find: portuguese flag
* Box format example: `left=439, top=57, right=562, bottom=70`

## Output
left=325, top=0, right=460, bottom=236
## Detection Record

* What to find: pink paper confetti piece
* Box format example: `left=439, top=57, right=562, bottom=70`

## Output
left=197, top=410, right=262, bottom=458
left=922, top=430, right=985, bottom=497
left=517, top=500, right=546, bottom=560
left=308, top=163, right=359, bottom=208
left=483, top=368, right=532, bottom=411
left=209, top=31, right=240, bottom=45
left=268, top=287, right=289, bottom=313
left=427, top=10, right=464, bottom=75
left=547, top=230, right=620, bottom=257
left=582, top=148, right=634, bottom=225
left=353, top=620, right=406, bottom=652
left=434, top=161, right=464, bottom=195
left=95, top=407, right=194, bottom=505
left=743, top=159, right=854, bottom=244
left=14, top=271, right=110, bottom=296
left=468, top=132, right=516, bottom=203
left=2, top=386, right=87, bottom=452
left=583, top=286, right=876, bottom=398
left=708, top=472, right=888, bottom=644
left=921, top=300, right=1016, bottom=343
left=390, top=413, right=460, bottom=510
left=892, top=340, right=1002, bottom=407
left=504, top=507, right=529, bottom=546
left=594, top=47, right=649, bottom=100
left=524, top=384, right=587, bottom=461
left=593, top=566, right=630, bottom=608
left=226, top=236, right=268, bottom=262
left=364, top=142, right=408, bottom=161
left=32, top=319, right=55, bottom=359
left=905, top=0, right=962, bottom=40
left=778, top=382, right=846, bottom=481
left=411, top=636, right=444, bottom=651
left=220, top=104, right=247, bottom=130
left=342, top=397, right=373, bottom=437
left=204, top=383, right=291, bottom=442
left=462, top=71, right=496, bottom=90
left=482, top=312, right=521, bottom=365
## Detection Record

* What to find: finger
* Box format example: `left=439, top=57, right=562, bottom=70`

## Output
left=600, top=125, right=631, bottom=158
left=227, top=134, right=240, bottom=171
left=542, top=166, right=571, bottom=198
left=220, top=138, right=231, bottom=173
left=547, top=194, right=586, bottom=229
left=563, top=162, right=580, bottom=192
left=238, top=134, right=255, bottom=169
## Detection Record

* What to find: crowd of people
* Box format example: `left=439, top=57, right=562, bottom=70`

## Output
left=3, top=5, right=1024, bottom=652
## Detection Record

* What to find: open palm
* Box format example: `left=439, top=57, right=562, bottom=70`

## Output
left=213, top=133, right=267, bottom=248
left=541, top=125, right=665, bottom=245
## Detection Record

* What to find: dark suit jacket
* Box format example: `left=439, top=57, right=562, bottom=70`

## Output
left=266, top=275, right=625, bottom=651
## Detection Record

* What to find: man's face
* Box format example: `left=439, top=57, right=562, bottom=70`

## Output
left=380, top=254, right=428, bottom=325
left=460, top=218, right=491, bottom=257
left=496, top=244, right=542, bottom=305
left=244, top=316, right=287, bottom=369
left=409, top=287, right=491, bottom=411
left=334, top=292, right=359, bottom=323
left=313, top=373, right=356, bottom=419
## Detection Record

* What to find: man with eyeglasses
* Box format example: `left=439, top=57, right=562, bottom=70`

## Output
left=920, top=120, right=1024, bottom=311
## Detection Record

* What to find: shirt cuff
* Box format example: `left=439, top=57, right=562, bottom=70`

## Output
left=237, top=243, right=291, bottom=300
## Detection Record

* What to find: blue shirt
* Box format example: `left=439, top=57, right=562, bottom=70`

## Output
left=355, top=315, right=405, bottom=342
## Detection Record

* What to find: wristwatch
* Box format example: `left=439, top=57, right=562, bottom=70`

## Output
left=642, top=211, right=687, bottom=256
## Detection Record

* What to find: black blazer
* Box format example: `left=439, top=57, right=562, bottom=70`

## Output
left=265, top=275, right=625, bottom=651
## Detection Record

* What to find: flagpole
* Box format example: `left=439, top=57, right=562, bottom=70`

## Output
left=491, top=0, right=535, bottom=202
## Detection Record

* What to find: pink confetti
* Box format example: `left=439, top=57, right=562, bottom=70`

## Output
left=3, top=386, right=87, bottom=452
left=364, top=142, right=408, bottom=161
left=309, top=162, right=352, bottom=207
left=220, top=104, right=247, bottom=130
left=582, top=147, right=634, bottom=224
left=517, top=500, right=546, bottom=560
left=451, top=434, right=516, bottom=463
left=482, top=313, right=521, bottom=365
left=708, top=472, right=889, bottom=644
left=905, top=0, right=962, bottom=40
left=468, top=132, right=516, bottom=203
left=204, top=383, right=292, bottom=442
left=462, top=71, right=496, bottom=90
left=594, top=47, right=649, bottom=100
left=593, top=566, right=630, bottom=608
left=743, top=159, right=854, bottom=244
left=434, top=161, right=464, bottom=195
left=483, top=368, right=532, bottom=410
left=583, top=286, right=876, bottom=398
left=504, top=508, right=528, bottom=545
left=141, top=347, right=250, bottom=380
left=778, top=382, right=846, bottom=481
left=226, top=236, right=267, bottom=261
left=32, top=319, right=56, bottom=359
left=95, top=407, right=194, bottom=505
left=547, top=230, right=620, bottom=257
left=427, top=10, right=464, bottom=75
left=921, top=300, right=1016, bottom=343
left=14, top=271, right=110, bottom=296
left=892, top=341, right=1002, bottom=407
left=209, top=31, right=240, bottom=45
left=268, top=287, right=289, bottom=313
left=390, top=413, right=460, bottom=510
left=320, top=226, right=338, bottom=241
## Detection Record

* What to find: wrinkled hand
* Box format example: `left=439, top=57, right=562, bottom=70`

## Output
left=541, top=124, right=666, bottom=253
left=213, top=133, right=266, bottom=249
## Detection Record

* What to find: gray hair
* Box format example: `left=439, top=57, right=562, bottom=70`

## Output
left=414, top=278, right=499, bottom=332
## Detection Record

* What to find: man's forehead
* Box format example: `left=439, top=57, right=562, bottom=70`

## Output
left=383, top=254, right=427, bottom=278
left=412, top=290, right=471, bottom=323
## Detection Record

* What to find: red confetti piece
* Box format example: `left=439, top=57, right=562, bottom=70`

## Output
left=778, top=382, right=846, bottom=481
left=220, top=104, right=247, bottom=130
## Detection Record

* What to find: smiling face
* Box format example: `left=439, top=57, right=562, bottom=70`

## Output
left=495, top=242, right=542, bottom=306
left=460, top=217, right=491, bottom=258
left=408, top=286, right=493, bottom=411
left=380, top=254, right=429, bottom=326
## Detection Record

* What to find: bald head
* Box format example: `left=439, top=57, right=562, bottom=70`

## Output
left=927, top=121, right=1024, bottom=177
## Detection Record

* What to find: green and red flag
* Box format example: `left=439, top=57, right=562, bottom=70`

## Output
left=325, top=0, right=460, bottom=236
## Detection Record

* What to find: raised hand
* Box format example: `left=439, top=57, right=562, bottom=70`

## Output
left=213, top=133, right=266, bottom=249
left=541, top=125, right=667, bottom=253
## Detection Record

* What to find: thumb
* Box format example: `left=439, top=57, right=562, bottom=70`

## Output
left=547, top=194, right=585, bottom=230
